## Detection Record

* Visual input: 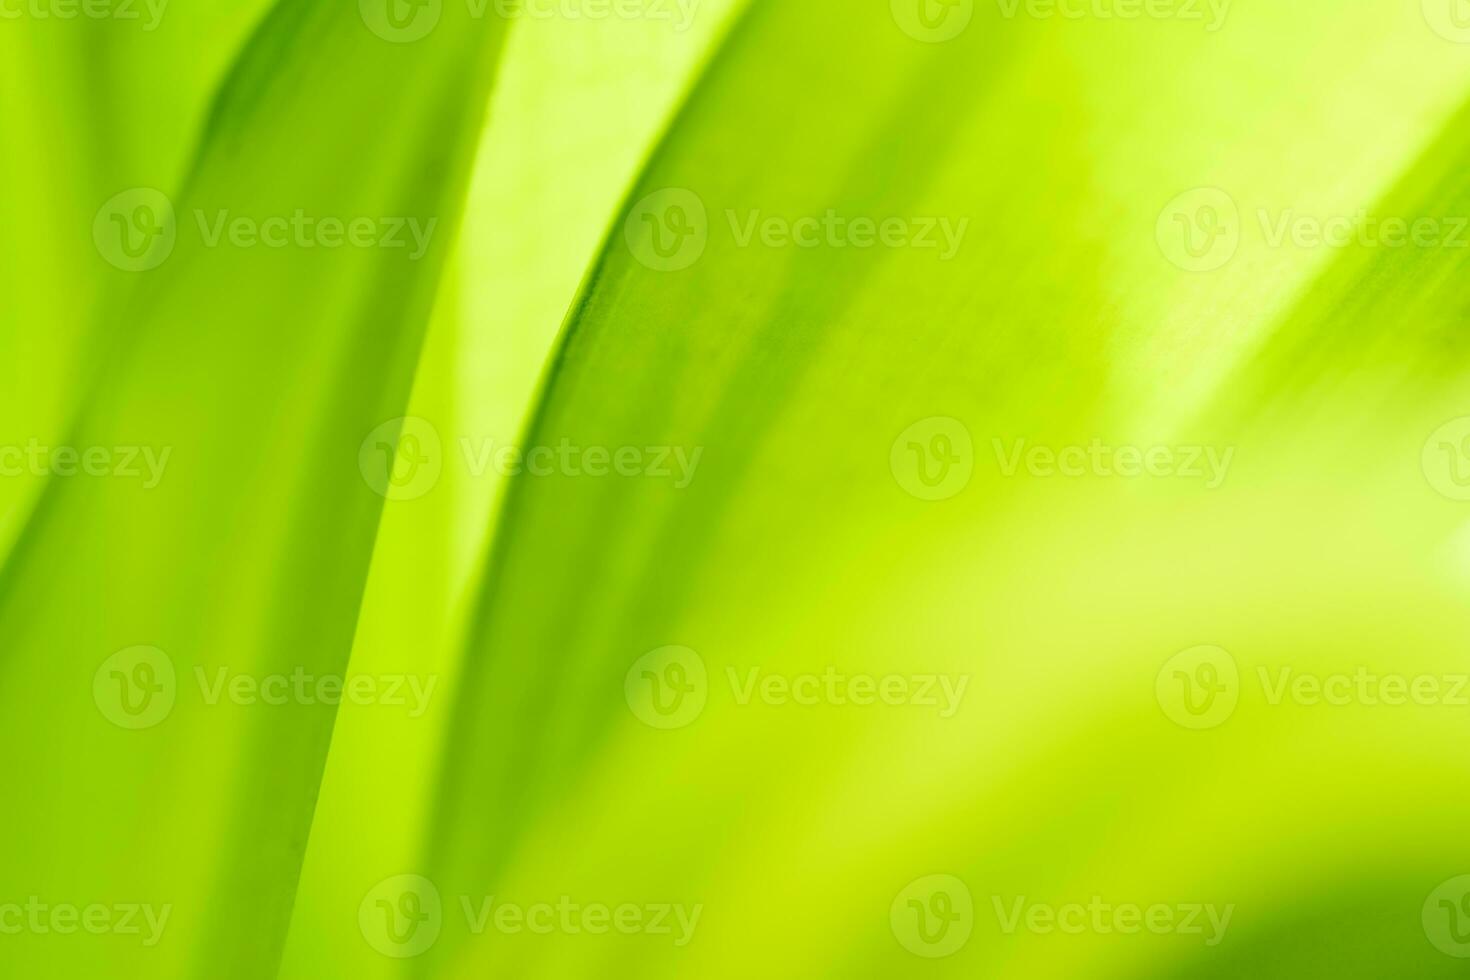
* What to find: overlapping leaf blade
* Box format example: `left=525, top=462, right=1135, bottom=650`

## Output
left=421, top=2, right=1470, bottom=977
left=0, top=3, right=508, bottom=976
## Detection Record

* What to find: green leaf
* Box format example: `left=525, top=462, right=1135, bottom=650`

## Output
left=421, top=2, right=1470, bottom=977
left=274, top=7, right=746, bottom=977
left=0, top=0, right=272, bottom=558
left=0, top=3, right=508, bottom=976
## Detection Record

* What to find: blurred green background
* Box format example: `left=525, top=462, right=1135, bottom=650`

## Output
left=4, top=0, right=1470, bottom=976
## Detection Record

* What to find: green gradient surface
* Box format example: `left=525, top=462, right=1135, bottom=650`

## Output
left=4, top=1, right=1470, bottom=977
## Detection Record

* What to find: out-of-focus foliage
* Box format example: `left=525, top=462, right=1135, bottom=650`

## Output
left=5, top=1, right=1470, bottom=978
